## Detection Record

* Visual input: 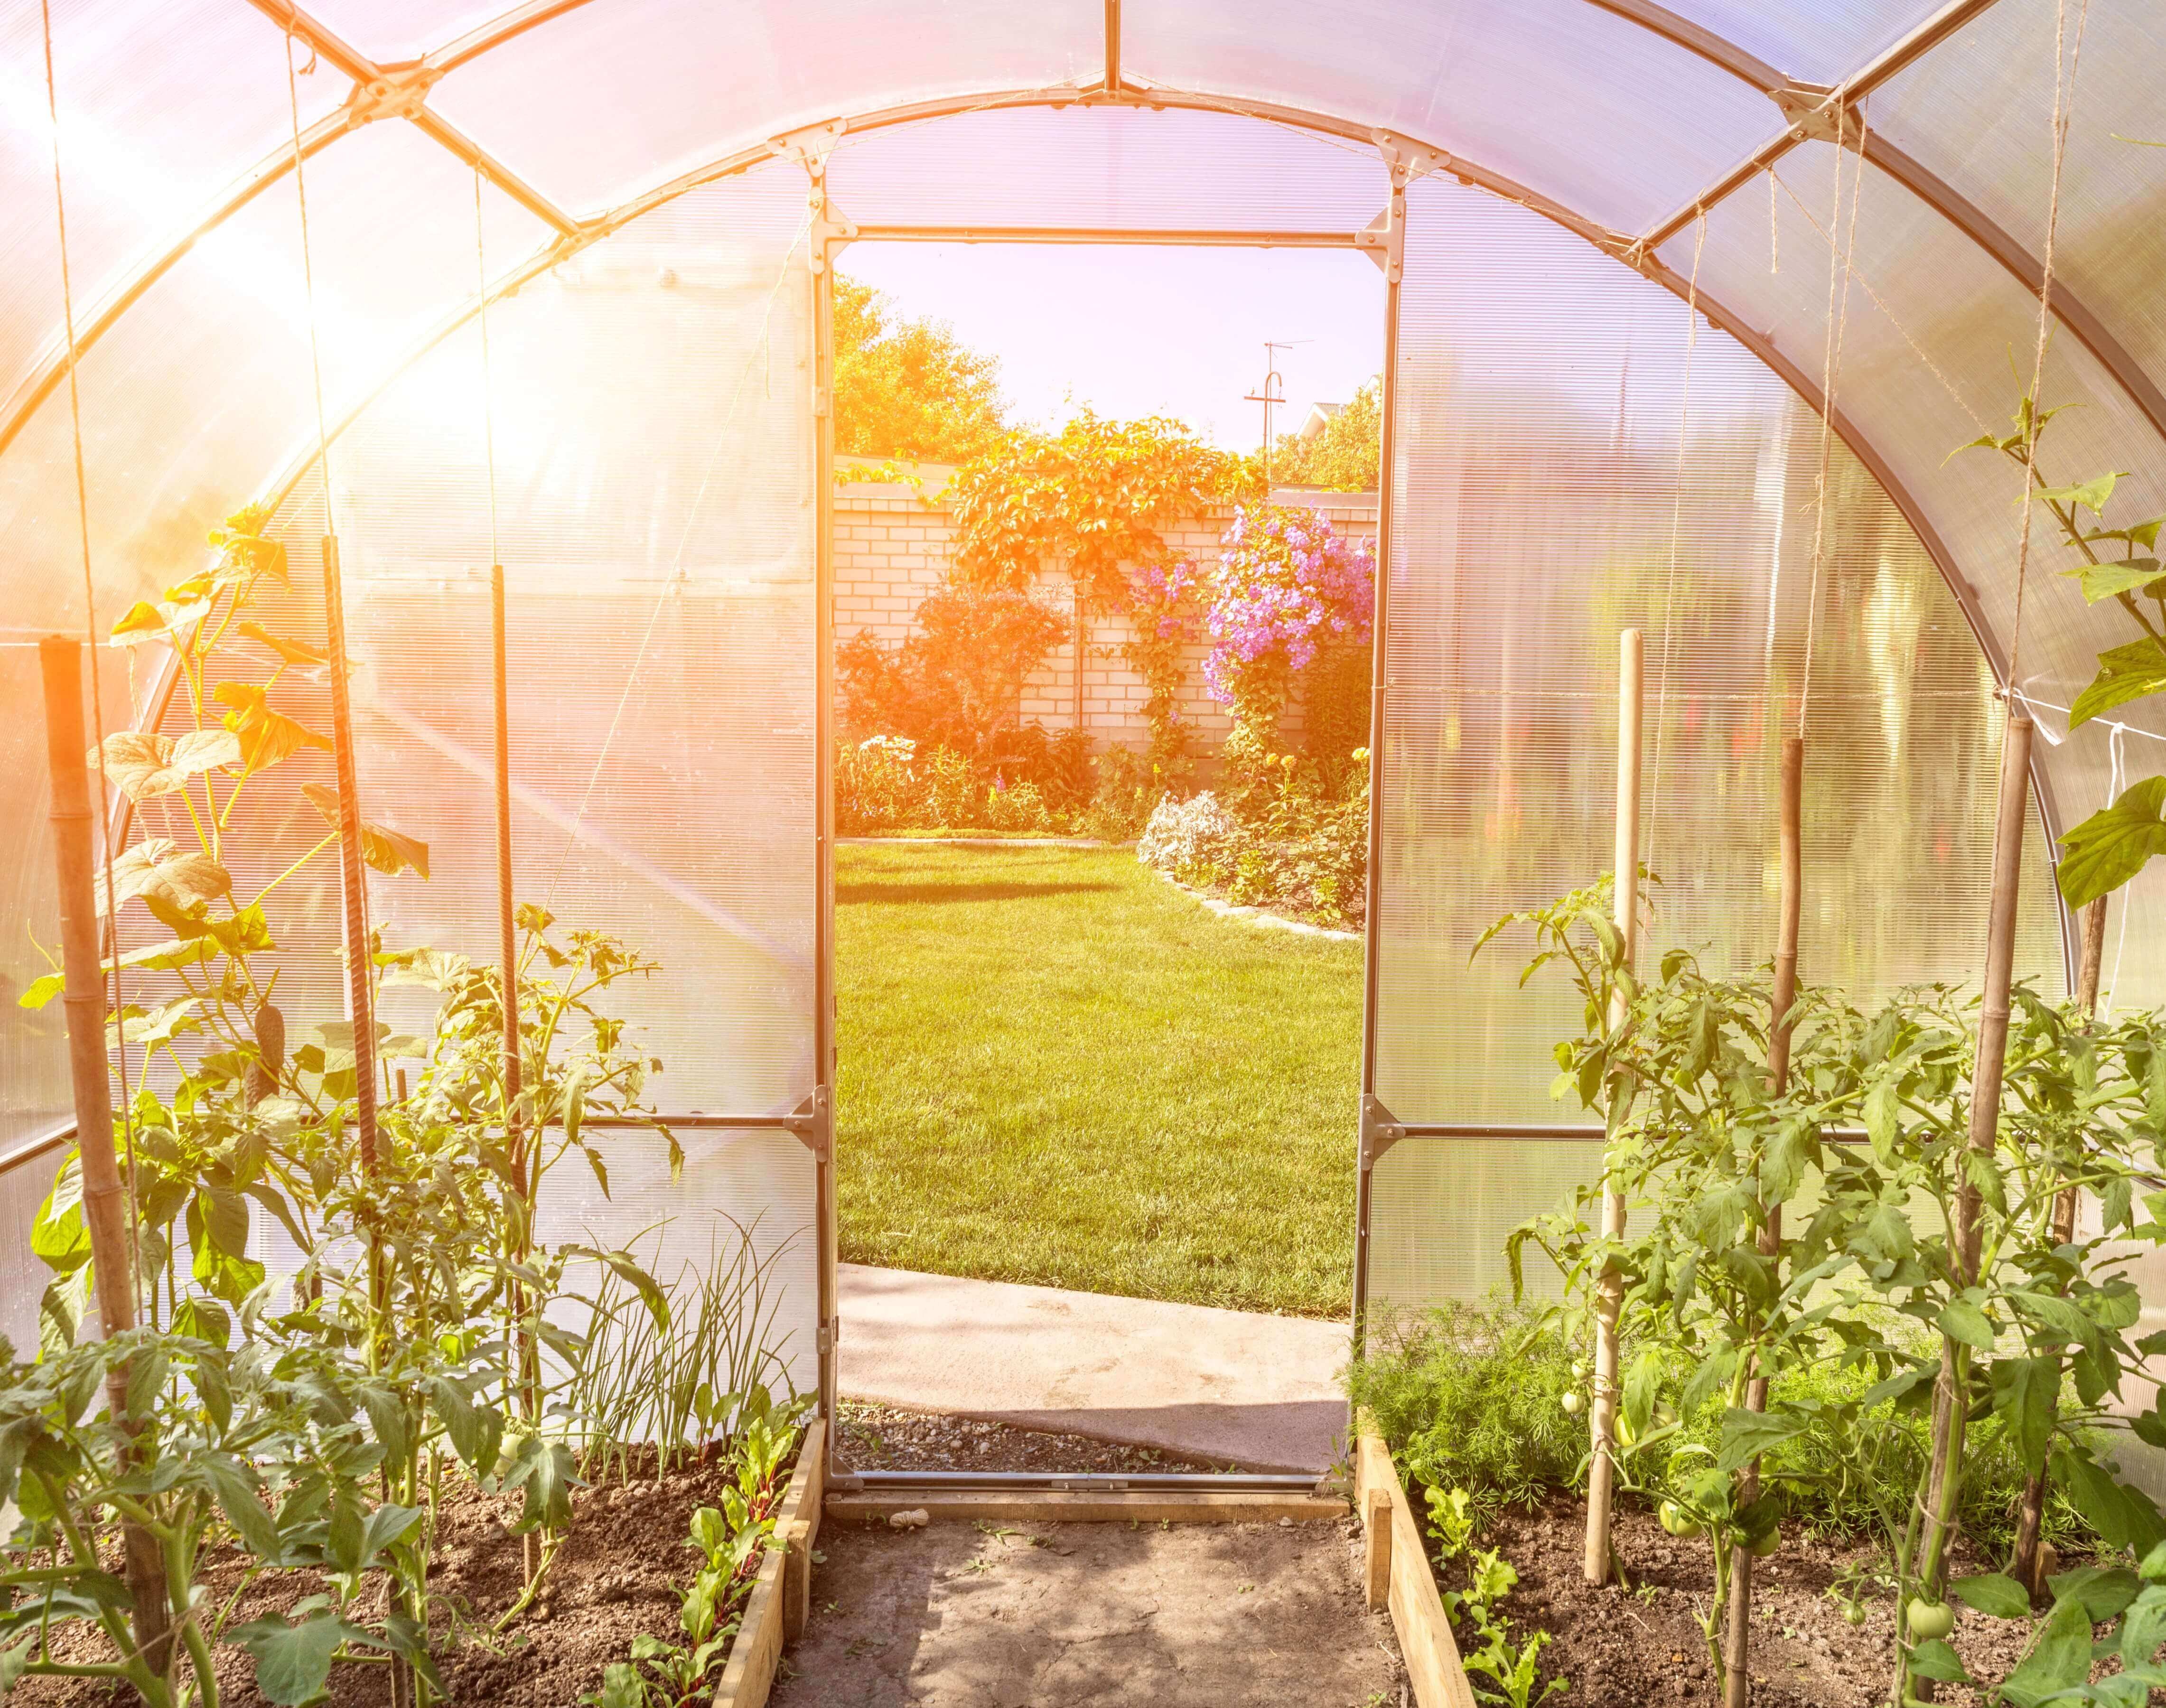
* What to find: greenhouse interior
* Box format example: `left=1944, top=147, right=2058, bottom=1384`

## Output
left=7, top=0, right=2166, bottom=1703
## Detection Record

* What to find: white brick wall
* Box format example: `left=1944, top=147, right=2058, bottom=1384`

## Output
left=832, top=486, right=1379, bottom=756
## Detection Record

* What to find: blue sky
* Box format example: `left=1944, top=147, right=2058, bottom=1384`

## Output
left=839, top=242, right=1386, bottom=454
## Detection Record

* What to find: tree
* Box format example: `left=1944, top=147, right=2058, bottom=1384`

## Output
left=1271, top=376, right=1382, bottom=492
left=832, top=275, right=1008, bottom=464
left=947, top=412, right=1258, bottom=733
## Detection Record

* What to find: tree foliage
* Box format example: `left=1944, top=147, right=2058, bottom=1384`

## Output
left=946, top=411, right=1256, bottom=610
left=1960, top=395, right=2166, bottom=906
left=1271, top=376, right=1382, bottom=492
left=832, top=275, right=1008, bottom=465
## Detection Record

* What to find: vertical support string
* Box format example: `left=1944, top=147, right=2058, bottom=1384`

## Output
left=1643, top=215, right=1704, bottom=885
left=1796, top=106, right=1869, bottom=741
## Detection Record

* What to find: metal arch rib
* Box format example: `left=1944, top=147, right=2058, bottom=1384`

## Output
left=241, top=0, right=579, bottom=234
left=182, top=83, right=2072, bottom=985
left=0, top=0, right=591, bottom=465
left=7, top=0, right=2150, bottom=482
left=1593, top=0, right=2166, bottom=446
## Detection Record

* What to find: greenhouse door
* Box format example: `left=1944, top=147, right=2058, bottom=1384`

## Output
left=810, top=113, right=1418, bottom=1459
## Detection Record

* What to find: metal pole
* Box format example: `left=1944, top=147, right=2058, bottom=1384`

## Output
left=1585, top=627, right=1643, bottom=1584
left=812, top=211, right=841, bottom=1419
left=37, top=635, right=173, bottom=1671
left=1350, top=178, right=1405, bottom=1357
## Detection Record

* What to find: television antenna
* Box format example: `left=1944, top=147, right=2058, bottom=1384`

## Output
left=1244, top=340, right=1307, bottom=486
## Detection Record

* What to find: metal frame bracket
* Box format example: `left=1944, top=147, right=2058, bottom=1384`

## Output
left=345, top=62, right=441, bottom=125
left=1354, top=205, right=1403, bottom=284
left=1372, top=129, right=1442, bottom=189
left=1771, top=83, right=1859, bottom=147
left=770, top=118, right=848, bottom=165
left=785, top=1084, right=833, bottom=1163
left=1359, top=1095, right=1406, bottom=1172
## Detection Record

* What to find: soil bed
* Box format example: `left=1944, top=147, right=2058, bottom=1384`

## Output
left=835, top=1400, right=1223, bottom=1475
left=1481, top=1494, right=2067, bottom=1708
left=772, top=1516, right=1404, bottom=1707
left=17, top=1449, right=782, bottom=1708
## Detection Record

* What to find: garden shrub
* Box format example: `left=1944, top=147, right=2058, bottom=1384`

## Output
left=835, top=579, right=1066, bottom=768
left=1134, top=750, right=1369, bottom=926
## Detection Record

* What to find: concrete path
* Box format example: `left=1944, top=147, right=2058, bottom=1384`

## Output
left=836, top=1264, right=1351, bottom=1473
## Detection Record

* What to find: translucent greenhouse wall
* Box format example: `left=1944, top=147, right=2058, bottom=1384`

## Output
left=1366, top=175, right=2066, bottom=1311
left=7, top=0, right=2166, bottom=1367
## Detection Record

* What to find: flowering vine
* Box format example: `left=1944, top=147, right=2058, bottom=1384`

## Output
left=1201, top=504, right=1374, bottom=787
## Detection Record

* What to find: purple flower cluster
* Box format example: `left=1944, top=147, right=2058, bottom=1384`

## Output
left=1201, top=504, right=1375, bottom=704
left=1130, top=554, right=1205, bottom=641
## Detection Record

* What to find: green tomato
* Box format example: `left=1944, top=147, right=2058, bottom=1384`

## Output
left=1560, top=1392, right=1583, bottom=1416
left=1747, top=1526, right=1781, bottom=1558
left=1659, top=1500, right=1704, bottom=1538
left=1570, top=1361, right=1587, bottom=1383
left=1844, top=1602, right=1868, bottom=1628
left=1906, top=1599, right=1955, bottom=1642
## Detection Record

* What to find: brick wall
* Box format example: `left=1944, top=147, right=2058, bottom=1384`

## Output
left=832, top=481, right=1379, bottom=756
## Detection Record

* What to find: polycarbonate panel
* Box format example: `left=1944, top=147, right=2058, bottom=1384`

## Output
left=331, top=161, right=817, bottom=1117
left=427, top=0, right=1102, bottom=217
left=0, top=1146, right=66, bottom=1355
left=1122, top=0, right=1785, bottom=235
left=1369, top=1139, right=1600, bottom=1309
left=1368, top=176, right=2064, bottom=1307
left=1675, top=141, right=2166, bottom=1016
left=1870, top=0, right=2166, bottom=436
left=1652, top=0, right=1946, bottom=85
left=827, top=104, right=1387, bottom=233
left=0, top=0, right=355, bottom=406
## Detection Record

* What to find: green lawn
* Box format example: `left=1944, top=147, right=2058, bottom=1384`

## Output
left=835, top=841, right=1362, bottom=1318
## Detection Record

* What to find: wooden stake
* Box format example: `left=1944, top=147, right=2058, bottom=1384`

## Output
left=1586, top=628, right=1643, bottom=1586
left=2010, top=892, right=2108, bottom=1596
left=1724, top=735, right=1803, bottom=1708
left=1915, top=713, right=2035, bottom=1672
left=38, top=635, right=173, bottom=1672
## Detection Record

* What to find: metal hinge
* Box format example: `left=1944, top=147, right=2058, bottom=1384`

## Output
left=1359, top=1094, right=1406, bottom=1172
left=785, top=1084, right=832, bottom=1163
left=812, top=386, right=831, bottom=419
left=345, top=63, right=440, bottom=125
left=817, top=1319, right=836, bottom=1355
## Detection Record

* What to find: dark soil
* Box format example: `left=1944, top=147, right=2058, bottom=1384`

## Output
left=16, top=1410, right=1243, bottom=1708
left=771, top=1515, right=1405, bottom=1707
left=1473, top=1494, right=2060, bottom=1708
left=835, top=1400, right=1223, bottom=1475
left=16, top=1448, right=778, bottom=1708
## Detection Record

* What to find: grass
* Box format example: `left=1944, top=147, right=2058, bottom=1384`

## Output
left=835, top=841, right=1361, bottom=1317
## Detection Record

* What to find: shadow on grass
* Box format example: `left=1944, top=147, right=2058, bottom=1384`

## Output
left=838, top=880, right=1121, bottom=905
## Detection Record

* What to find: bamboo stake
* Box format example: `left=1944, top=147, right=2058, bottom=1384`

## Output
left=1586, top=628, right=1643, bottom=1586
left=1913, top=713, right=2035, bottom=1688
left=1724, top=735, right=1803, bottom=1708
left=2009, top=893, right=2108, bottom=1596
left=38, top=635, right=173, bottom=1673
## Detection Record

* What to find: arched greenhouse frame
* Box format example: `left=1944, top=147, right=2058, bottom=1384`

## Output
left=6, top=0, right=2166, bottom=1700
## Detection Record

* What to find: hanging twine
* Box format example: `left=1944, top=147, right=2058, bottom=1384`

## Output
left=41, top=0, right=142, bottom=1294
left=2004, top=0, right=2091, bottom=705
left=1644, top=215, right=1705, bottom=887
left=476, top=168, right=502, bottom=571
left=1796, top=105, right=1870, bottom=740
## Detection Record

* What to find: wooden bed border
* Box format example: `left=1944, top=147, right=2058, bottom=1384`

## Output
left=714, top=1417, right=828, bottom=1708
left=1356, top=1432, right=1476, bottom=1708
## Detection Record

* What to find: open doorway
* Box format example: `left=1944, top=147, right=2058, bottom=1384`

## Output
left=821, top=238, right=1387, bottom=1481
